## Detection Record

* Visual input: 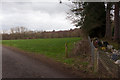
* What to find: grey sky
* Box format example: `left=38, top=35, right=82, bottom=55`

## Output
left=0, top=0, right=76, bottom=33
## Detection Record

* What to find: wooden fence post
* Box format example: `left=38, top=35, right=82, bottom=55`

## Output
left=96, top=51, right=99, bottom=72
left=65, top=42, right=68, bottom=58
left=118, top=65, right=120, bottom=78
left=94, top=48, right=99, bottom=73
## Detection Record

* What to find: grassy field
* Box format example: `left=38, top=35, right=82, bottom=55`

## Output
left=2, top=37, right=81, bottom=64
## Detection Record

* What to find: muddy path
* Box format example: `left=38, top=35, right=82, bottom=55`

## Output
left=2, top=46, right=80, bottom=78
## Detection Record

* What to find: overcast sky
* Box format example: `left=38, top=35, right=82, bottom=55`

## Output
left=0, top=0, right=76, bottom=33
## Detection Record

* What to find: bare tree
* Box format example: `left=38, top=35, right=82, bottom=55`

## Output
left=20, top=27, right=27, bottom=33
left=10, top=28, right=14, bottom=34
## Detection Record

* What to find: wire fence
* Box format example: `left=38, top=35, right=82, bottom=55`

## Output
left=88, top=36, right=120, bottom=78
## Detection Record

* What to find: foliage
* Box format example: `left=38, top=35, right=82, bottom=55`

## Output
left=68, top=2, right=106, bottom=38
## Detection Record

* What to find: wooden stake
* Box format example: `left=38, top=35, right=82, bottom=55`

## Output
left=65, top=43, right=68, bottom=58
left=94, top=48, right=98, bottom=73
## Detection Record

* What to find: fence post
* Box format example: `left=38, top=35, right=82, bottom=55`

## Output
left=65, top=42, right=68, bottom=58
left=118, top=65, right=120, bottom=78
left=96, top=50, right=99, bottom=72
left=94, top=48, right=98, bottom=73
left=88, top=36, right=94, bottom=68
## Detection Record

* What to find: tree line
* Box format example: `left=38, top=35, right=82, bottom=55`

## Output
left=2, top=27, right=81, bottom=40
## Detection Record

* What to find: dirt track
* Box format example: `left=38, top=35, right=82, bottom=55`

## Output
left=2, top=46, right=77, bottom=78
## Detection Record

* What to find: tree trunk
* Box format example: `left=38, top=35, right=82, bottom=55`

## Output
left=114, top=2, right=119, bottom=41
left=105, top=3, right=112, bottom=39
left=118, top=2, right=120, bottom=50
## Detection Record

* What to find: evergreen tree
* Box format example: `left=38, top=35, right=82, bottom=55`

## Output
left=83, top=2, right=106, bottom=38
left=68, top=2, right=106, bottom=38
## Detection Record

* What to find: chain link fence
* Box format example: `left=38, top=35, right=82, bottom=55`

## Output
left=88, top=36, right=120, bottom=78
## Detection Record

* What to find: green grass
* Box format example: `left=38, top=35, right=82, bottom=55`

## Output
left=2, top=37, right=81, bottom=64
